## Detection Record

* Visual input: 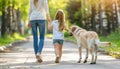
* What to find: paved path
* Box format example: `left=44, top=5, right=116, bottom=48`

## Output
left=0, top=36, right=120, bottom=69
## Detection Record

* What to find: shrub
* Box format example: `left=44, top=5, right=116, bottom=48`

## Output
left=64, top=31, right=69, bottom=37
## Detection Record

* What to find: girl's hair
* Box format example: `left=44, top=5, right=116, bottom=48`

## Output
left=54, top=9, right=65, bottom=31
left=34, top=0, right=38, bottom=7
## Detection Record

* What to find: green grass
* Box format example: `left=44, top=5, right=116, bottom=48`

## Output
left=100, top=30, right=120, bottom=53
left=0, top=33, right=29, bottom=46
left=99, top=29, right=120, bottom=58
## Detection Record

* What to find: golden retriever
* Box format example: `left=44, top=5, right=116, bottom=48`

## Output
left=68, top=25, right=111, bottom=64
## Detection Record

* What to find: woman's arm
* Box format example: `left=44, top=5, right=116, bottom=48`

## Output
left=48, top=22, right=52, bottom=30
left=45, top=0, right=52, bottom=29
left=46, top=14, right=51, bottom=24
left=29, top=0, right=32, bottom=19
left=28, top=0, right=32, bottom=28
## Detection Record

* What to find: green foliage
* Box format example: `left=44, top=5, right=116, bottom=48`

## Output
left=49, top=0, right=68, bottom=20
left=100, top=29, right=120, bottom=58
left=66, top=0, right=82, bottom=26
left=13, top=0, right=29, bottom=20
left=0, top=33, right=25, bottom=46
left=0, top=35, right=14, bottom=46
left=0, top=0, right=29, bottom=20
left=64, top=31, right=69, bottom=37
left=100, top=29, right=120, bottom=45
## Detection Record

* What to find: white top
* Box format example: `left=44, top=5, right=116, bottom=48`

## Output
left=51, top=20, right=65, bottom=40
left=29, top=0, right=49, bottom=20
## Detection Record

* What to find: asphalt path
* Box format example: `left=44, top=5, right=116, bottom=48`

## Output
left=0, top=36, right=120, bottom=69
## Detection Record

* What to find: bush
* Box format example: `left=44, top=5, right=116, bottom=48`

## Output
left=100, top=29, right=120, bottom=58
left=64, top=31, right=69, bottom=37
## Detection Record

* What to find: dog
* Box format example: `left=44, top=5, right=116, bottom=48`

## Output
left=68, top=25, right=111, bottom=64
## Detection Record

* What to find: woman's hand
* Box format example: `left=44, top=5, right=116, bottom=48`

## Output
left=47, top=14, right=51, bottom=23
left=28, top=21, right=31, bottom=28
left=47, top=14, right=52, bottom=30
left=48, top=22, right=52, bottom=30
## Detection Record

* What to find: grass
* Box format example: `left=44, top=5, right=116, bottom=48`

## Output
left=100, top=30, right=120, bottom=58
left=0, top=33, right=29, bottom=46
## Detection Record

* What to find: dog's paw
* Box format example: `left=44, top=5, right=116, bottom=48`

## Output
left=83, top=60, right=87, bottom=63
left=90, top=62, right=96, bottom=64
left=77, top=61, right=81, bottom=63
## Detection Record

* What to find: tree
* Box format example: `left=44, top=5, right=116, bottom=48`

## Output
left=0, top=0, right=29, bottom=36
left=1, top=0, right=9, bottom=36
left=66, top=0, right=120, bottom=36
left=66, top=0, right=82, bottom=26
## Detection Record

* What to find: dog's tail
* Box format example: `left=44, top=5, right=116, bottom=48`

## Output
left=95, top=39, right=111, bottom=46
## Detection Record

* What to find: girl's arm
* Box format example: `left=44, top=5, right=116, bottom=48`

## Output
left=64, top=26, right=68, bottom=31
left=64, top=22, right=68, bottom=31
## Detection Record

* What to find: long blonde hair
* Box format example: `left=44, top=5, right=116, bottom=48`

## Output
left=55, top=10, right=65, bottom=31
left=34, top=0, right=38, bottom=7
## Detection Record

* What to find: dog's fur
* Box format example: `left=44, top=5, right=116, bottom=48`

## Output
left=68, top=25, right=111, bottom=64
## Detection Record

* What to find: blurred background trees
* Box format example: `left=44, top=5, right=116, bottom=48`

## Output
left=66, top=0, right=120, bottom=36
left=0, top=0, right=120, bottom=37
left=0, top=0, right=29, bottom=37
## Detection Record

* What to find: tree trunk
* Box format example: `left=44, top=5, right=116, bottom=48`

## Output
left=16, top=9, right=22, bottom=34
left=91, top=5, right=96, bottom=31
left=1, top=0, right=7, bottom=36
left=114, top=0, right=119, bottom=28
left=9, top=0, right=13, bottom=35
left=98, top=2, right=103, bottom=35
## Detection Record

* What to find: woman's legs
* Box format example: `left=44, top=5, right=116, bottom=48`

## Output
left=30, top=20, right=46, bottom=63
left=37, top=20, right=46, bottom=54
left=30, top=21, right=38, bottom=55
left=36, top=20, right=45, bottom=63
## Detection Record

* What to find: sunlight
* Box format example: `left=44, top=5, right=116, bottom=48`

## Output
left=13, top=33, right=24, bottom=40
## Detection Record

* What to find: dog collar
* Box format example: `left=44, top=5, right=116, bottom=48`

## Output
left=75, top=28, right=81, bottom=34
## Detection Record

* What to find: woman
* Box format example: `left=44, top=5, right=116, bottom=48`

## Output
left=29, top=0, right=51, bottom=63
left=48, top=9, right=67, bottom=63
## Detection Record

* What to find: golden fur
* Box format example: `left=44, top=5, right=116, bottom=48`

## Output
left=68, top=25, right=111, bottom=64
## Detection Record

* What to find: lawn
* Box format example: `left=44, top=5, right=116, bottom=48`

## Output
left=0, top=33, right=29, bottom=46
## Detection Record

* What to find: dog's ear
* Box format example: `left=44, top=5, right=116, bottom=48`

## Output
left=71, top=27, right=76, bottom=32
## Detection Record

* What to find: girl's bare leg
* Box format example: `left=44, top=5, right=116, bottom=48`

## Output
left=54, top=43, right=62, bottom=63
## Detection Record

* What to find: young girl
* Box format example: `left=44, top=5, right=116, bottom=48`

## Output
left=48, top=9, right=67, bottom=63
